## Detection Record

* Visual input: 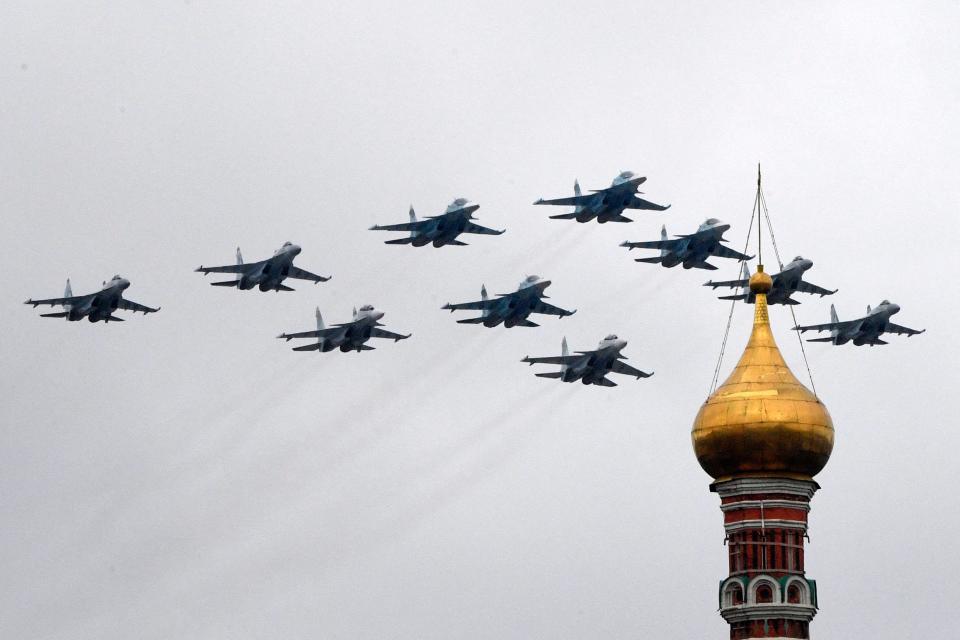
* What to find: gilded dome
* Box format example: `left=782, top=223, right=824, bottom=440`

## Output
left=692, top=266, right=834, bottom=481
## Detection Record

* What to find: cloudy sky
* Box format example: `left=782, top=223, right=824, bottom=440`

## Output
left=1, top=2, right=957, bottom=638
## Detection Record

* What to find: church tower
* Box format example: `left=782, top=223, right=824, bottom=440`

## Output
left=692, top=266, right=834, bottom=639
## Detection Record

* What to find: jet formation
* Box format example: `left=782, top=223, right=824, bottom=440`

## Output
left=621, top=219, right=753, bottom=270
left=442, top=275, right=575, bottom=328
left=369, top=199, right=504, bottom=247
left=24, top=169, right=922, bottom=370
left=24, top=275, right=158, bottom=322
left=523, top=335, right=653, bottom=386
left=704, top=257, right=837, bottom=305
left=195, top=242, right=330, bottom=291
left=794, top=301, right=924, bottom=346
left=278, top=305, right=410, bottom=352
left=534, top=171, right=670, bottom=223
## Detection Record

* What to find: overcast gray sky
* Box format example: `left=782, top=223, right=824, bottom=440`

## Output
left=1, top=2, right=958, bottom=638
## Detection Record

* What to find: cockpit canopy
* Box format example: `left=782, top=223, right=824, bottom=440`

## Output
left=880, top=299, right=891, bottom=306
left=282, top=241, right=293, bottom=247
left=604, top=334, right=618, bottom=341
left=792, top=255, right=805, bottom=262
left=704, top=217, right=720, bottom=226
left=451, top=197, right=469, bottom=207
left=112, top=274, right=122, bottom=280
left=359, top=304, right=374, bottom=312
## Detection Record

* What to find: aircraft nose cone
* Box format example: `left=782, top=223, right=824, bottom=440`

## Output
left=374, top=310, right=385, bottom=320
left=618, top=339, right=628, bottom=349
left=890, top=304, right=901, bottom=314
left=292, top=245, right=302, bottom=254
left=121, top=279, right=131, bottom=289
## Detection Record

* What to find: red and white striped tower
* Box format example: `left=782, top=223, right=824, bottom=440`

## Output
left=692, top=266, right=834, bottom=639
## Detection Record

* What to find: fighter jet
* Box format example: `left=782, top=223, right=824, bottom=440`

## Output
left=793, top=301, right=924, bottom=346
left=522, top=335, right=653, bottom=387
left=704, top=257, right=837, bottom=305
left=533, top=171, right=670, bottom=223
left=194, top=242, right=330, bottom=292
left=369, top=199, right=504, bottom=247
left=24, top=275, right=159, bottom=322
left=620, top=219, right=753, bottom=270
left=442, top=275, right=576, bottom=328
left=277, top=305, right=410, bottom=352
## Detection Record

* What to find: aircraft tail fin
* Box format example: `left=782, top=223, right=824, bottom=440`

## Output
left=292, top=342, right=322, bottom=352
left=660, top=225, right=669, bottom=257
left=516, top=319, right=540, bottom=328
left=64, top=278, right=73, bottom=298
left=806, top=337, right=835, bottom=343
left=384, top=237, right=415, bottom=245
left=481, top=285, right=489, bottom=318
left=211, top=280, right=242, bottom=287
left=316, top=307, right=325, bottom=331
left=104, top=315, right=125, bottom=322
left=236, top=246, right=243, bottom=265
left=352, top=306, right=358, bottom=320
left=446, top=240, right=468, bottom=246
left=634, top=256, right=664, bottom=264
left=718, top=293, right=747, bottom=301
left=560, top=336, right=570, bottom=373
left=549, top=212, right=579, bottom=220
left=358, top=344, right=375, bottom=351
left=866, top=304, right=872, bottom=315
left=277, top=284, right=294, bottom=292
left=595, top=377, right=618, bottom=387
left=40, top=311, right=70, bottom=318
left=574, top=179, right=581, bottom=198
left=456, top=317, right=486, bottom=324
left=409, top=206, right=418, bottom=240
left=535, top=371, right=564, bottom=379
left=830, top=304, right=839, bottom=324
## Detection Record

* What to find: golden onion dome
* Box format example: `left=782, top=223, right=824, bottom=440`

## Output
left=692, top=265, right=834, bottom=482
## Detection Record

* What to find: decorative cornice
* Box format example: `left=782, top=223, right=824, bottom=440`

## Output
left=720, top=603, right=817, bottom=624
left=712, top=477, right=820, bottom=499
left=720, top=499, right=812, bottom=513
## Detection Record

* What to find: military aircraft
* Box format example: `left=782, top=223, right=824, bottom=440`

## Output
left=704, top=257, right=837, bottom=305
left=522, top=335, right=653, bottom=386
left=195, top=242, right=330, bottom=292
left=442, top=275, right=576, bottom=328
left=620, top=219, right=753, bottom=270
left=277, top=305, right=410, bottom=352
left=793, top=301, right=924, bottom=346
left=533, top=171, right=670, bottom=223
left=24, top=275, right=159, bottom=322
left=369, top=199, right=504, bottom=247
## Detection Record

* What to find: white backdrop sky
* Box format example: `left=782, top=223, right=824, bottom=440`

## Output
left=1, top=2, right=958, bottom=638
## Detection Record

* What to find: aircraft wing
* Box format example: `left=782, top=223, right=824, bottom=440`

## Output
left=442, top=299, right=496, bottom=311
left=885, top=322, right=924, bottom=336
left=522, top=354, right=588, bottom=366
left=288, top=266, right=331, bottom=283
left=463, top=222, right=505, bottom=236
left=794, top=319, right=860, bottom=333
left=795, top=280, right=837, bottom=297
left=533, top=194, right=596, bottom=207
left=611, top=360, right=653, bottom=378
left=621, top=237, right=685, bottom=250
left=117, top=298, right=159, bottom=314
left=24, top=294, right=90, bottom=308
left=195, top=260, right=262, bottom=275
left=532, top=300, right=575, bottom=317
left=712, top=244, right=753, bottom=261
left=277, top=327, right=343, bottom=341
left=370, top=327, right=411, bottom=341
left=704, top=277, right=749, bottom=290
left=626, top=196, right=670, bottom=211
left=369, top=220, right=428, bottom=232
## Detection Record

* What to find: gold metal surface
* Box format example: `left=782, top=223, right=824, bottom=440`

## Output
left=692, top=265, right=834, bottom=481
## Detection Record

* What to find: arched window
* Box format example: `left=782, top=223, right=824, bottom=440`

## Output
left=724, top=583, right=744, bottom=607
left=787, top=583, right=802, bottom=604
left=756, top=583, right=773, bottom=604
